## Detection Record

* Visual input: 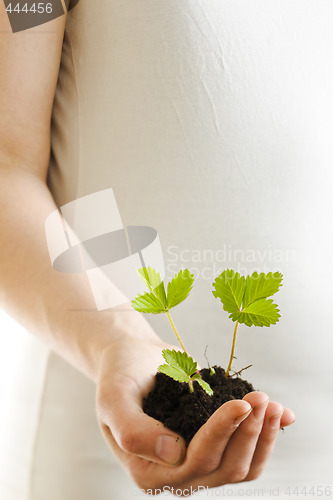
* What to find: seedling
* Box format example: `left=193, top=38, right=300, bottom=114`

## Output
left=132, top=266, right=213, bottom=395
left=212, top=269, right=283, bottom=377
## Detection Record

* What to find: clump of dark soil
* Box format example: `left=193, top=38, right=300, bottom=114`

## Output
left=143, top=366, right=255, bottom=446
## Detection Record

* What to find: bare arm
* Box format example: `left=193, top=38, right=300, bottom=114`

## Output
left=0, top=4, right=160, bottom=381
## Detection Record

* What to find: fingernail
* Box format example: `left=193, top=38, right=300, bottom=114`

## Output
left=284, top=417, right=296, bottom=427
left=269, top=412, right=284, bottom=429
left=253, top=399, right=269, bottom=421
left=155, top=435, right=184, bottom=465
left=234, top=408, right=252, bottom=427
left=287, top=410, right=296, bottom=424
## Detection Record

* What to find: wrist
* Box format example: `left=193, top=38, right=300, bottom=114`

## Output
left=57, top=303, right=161, bottom=382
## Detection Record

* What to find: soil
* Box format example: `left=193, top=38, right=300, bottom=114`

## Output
left=143, top=366, right=255, bottom=446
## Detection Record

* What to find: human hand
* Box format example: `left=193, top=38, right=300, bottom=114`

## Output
left=96, top=328, right=295, bottom=494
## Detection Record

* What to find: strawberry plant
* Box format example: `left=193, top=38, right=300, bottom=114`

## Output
left=133, top=266, right=283, bottom=445
left=212, top=269, right=283, bottom=377
left=132, top=266, right=213, bottom=395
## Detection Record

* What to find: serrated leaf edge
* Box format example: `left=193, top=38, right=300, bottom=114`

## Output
left=213, top=269, right=283, bottom=327
left=166, top=268, right=195, bottom=309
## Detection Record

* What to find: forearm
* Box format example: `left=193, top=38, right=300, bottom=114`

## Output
left=0, top=163, right=160, bottom=381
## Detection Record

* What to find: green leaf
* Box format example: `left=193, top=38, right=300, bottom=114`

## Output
left=230, top=298, right=281, bottom=327
left=137, top=266, right=167, bottom=308
left=137, top=266, right=163, bottom=292
left=158, top=349, right=196, bottom=384
left=213, top=269, right=283, bottom=326
left=132, top=292, right=167, bottom=314
left=158, top=364, right=192, bottom=383
left=133, top=267, right=195, bottom=314
left=242, top=271, right=283, bottom=308
left=166, top=269, right=195, bottom=309
left=158, top=350, right=213, bottom=396
left=192, top=373, right=214, bottom=396
left=161, top=349, right=197, bottom=375
left=212, top=269, right=246, bottom=314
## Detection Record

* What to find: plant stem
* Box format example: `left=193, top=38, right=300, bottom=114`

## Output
left=230, top=364, right=253, bottom=378
left=166, top=310, right=188, bottom=354
left=188, top=379, right=194, bottom=392
left=225, top=320, right=239, bottom=378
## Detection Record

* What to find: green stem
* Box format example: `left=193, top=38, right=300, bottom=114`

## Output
left=188, top=379, right=194, bottom=392
left=225, top=320, right=239, bottom=378
left=166, top=310, right=188, bottom=354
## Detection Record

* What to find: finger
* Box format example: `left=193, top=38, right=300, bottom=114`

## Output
left=183, top=399, right=252, bottom=477
left=96, top=372, right=186, bottom=467
left=245, top=401, right=284, bottom=481
left=212, top=392, right=269, bottom=483
left=178, top=392, right=268, bottom=489
left=280, top=406, right=296, bottom=428
left=98, top=425, right=168, bottom=492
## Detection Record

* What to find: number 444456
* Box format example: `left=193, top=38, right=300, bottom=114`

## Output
left=6, top=3, right=53, bottom=14
left=284, top=486, right=332, bottom=496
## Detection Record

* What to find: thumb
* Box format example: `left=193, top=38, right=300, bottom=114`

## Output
left=96, top=374, right=186, bottom=466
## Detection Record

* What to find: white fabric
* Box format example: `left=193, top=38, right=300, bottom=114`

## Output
left=0, top=334, right=133, bottom=499
left=1, top=0, right=333, bottom=498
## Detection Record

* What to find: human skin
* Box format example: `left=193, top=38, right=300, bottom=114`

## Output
left=97, top=335, right=295, bottom=491
left=0, top=4, right=295, bottom=493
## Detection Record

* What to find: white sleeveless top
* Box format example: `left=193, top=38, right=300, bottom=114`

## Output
left=46, top=0, right=333, bottom=495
